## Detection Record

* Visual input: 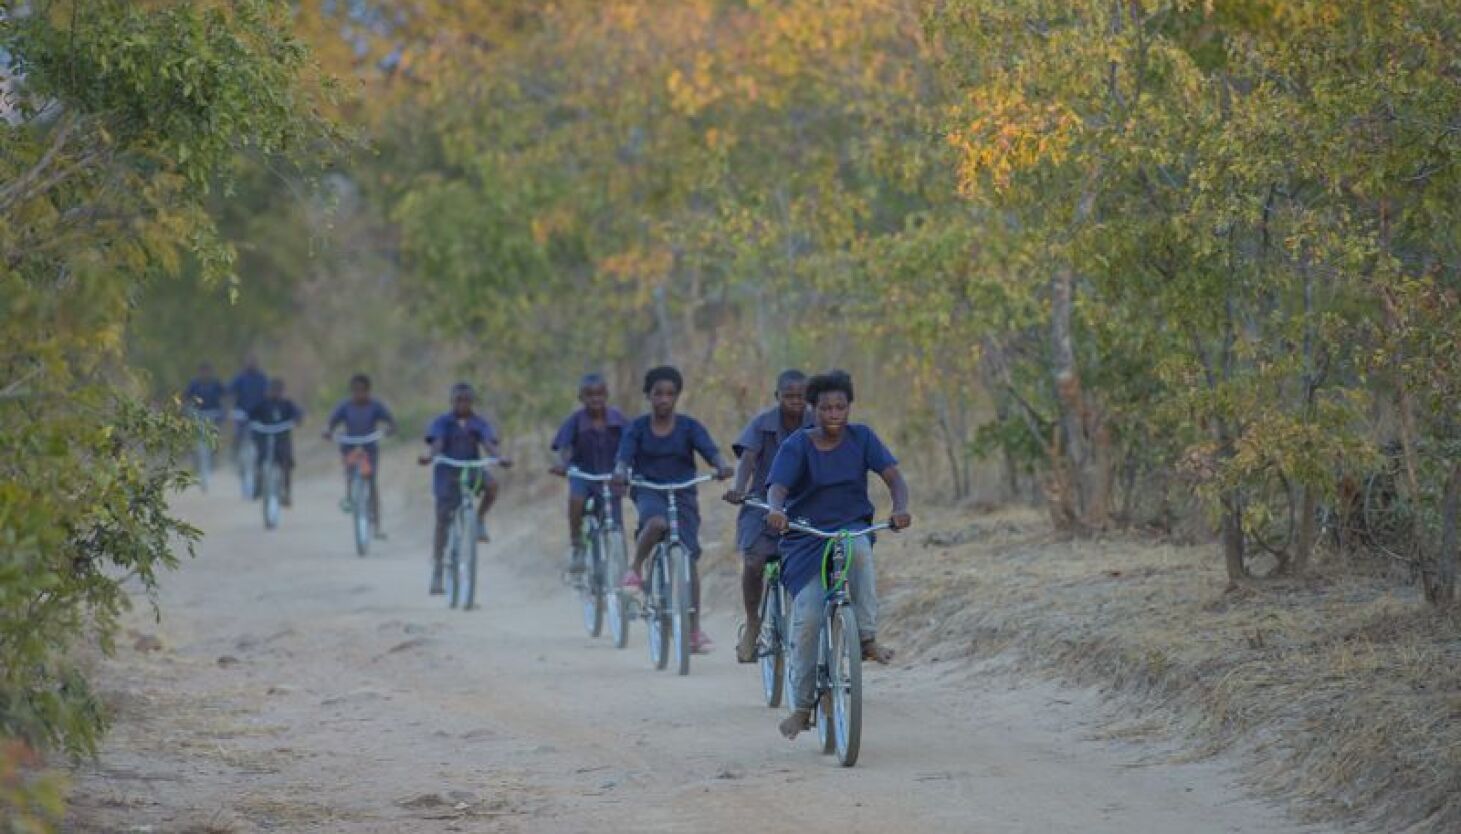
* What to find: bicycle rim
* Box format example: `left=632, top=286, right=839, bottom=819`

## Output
left=353, top=476, right=369, bottom=556
left=606, top=532, right=631, bottom=649
left=463, top=517, right=479, bottom=610
left=760, top=581, right=784, bottom=708
left=263, top=466, right=280, bottom=529
left=832, top=605, right=862, bottom=765
left=581, top=527, right=605, bottom=637
left=648, top=551, right=669, bottom=670
left=446, top=521, right=462, bottom=609
left=670, top=546, right=692, bottom=676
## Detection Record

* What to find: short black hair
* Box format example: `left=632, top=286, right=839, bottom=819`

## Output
left=579, top=372, right=607, bottom=391
left=776, top=369, right=807, bottom=390
left=806, top=370, right=853, bottom=405
left=643, top=365, right=683, bottom=395
left=350, top=373, right=371, bottom=388
left=450, top=382, right=475, bottom=401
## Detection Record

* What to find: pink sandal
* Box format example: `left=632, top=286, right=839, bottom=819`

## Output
left=620, top=570, right=643, bottom=591
left=691, top=630, right=714, bottom=654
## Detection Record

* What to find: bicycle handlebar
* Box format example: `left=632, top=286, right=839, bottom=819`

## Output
left=231, top=408, right=250, bottom=421
left=333, top=430, right=385, bottom=445
left=250, top=421, right=296, bottom=435
left=431, top=456, right=502, bottom=469
left=564, top=467, right=613, bottom=482
left=628, top=474, right=715, bottom=492
left=743, top=499, right=892, bottom=539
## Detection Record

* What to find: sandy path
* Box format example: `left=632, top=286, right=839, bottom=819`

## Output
left=66, top=467, right=1327, bottom=833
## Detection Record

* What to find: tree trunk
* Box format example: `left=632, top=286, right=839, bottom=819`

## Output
left=1291, top=483, right=1318, bottom=575
left=1222, top=490, right=1247, bottom=584
left=1425, top=462, right=1461, bottom=606
left=1050, top=265, right=1088, bottom=527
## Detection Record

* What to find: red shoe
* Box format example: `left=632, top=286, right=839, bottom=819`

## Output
left=620, top=570, right=643, bottom=591
left=691, top=630, right=713, bottom=654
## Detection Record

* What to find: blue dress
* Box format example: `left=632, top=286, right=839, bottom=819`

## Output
left=616, top=414, right=721, bottom=557
left=766, top=425, right=898, bottom=596
left=425, top=413, right=497, bottom=505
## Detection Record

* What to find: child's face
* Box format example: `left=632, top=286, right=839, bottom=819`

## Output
left=814, top=391, right=850, bottom=433
left=776, top=381, right=807, bottom=419
left=580, top=382, right=609, bottom=414
left=350, top=381, right=371, bottom=404
left=452, top=392, right=474, bottom=417
left=647, top=380, right=679, bottom=418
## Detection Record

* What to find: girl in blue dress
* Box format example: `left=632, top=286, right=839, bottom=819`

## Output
left=764, top=370, right=911, bottom=739
left=614, top=366, right=733, bottom=653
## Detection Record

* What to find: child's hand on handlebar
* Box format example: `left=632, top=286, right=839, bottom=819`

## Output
left=890, top=512, right=912, bottom=531
left=549, top=463, right=568, bottom=477
left=417, top=454, right=432, bottom=466
left=715, top=465, right=734, bottom=481
left=722, top=488, right=745, bottom=505
left=767, top=508, right=789, bottom=533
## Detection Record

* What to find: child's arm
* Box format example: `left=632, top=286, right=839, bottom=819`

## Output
left=877, top=465, right=912, bottom=530
left=690, top=419, right=733, bottom=480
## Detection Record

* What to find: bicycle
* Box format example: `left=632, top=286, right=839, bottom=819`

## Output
left=744, top=552, right=791, bottom=708
left=251, top=421, right=295, bottom=530
left=332, top=430, right=385, bottom=557
left=746, top=499, right=889, bottom=767
left=190, top=408, right=224, bottom=493
left=564, top=468, right=632, bottom=646
left=628, top=474, right=713, bottom=676
left=432, top=456, right=501, bottom=611
left=233, top=408, right=256, bottom=501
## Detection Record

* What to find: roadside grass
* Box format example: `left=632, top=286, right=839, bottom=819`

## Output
left=867, top=505, right=1460, bottom=833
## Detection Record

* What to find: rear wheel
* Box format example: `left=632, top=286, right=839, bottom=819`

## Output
left=446, top=514, right=463, bottom=609
left=831, top=605, right=862, bottom=766
left=581, top=523, right=605, bottom=637
left=648, top=549, right=670, bottom=670
left=352, top=473, right=370, bottom=556
left=815, top=617, right=835, bottom=755
left=670, top=545, right=692, bottom=676
left=462, top=514, right=479, bottom=610
left=760, top=578, right=785, bottom=708
left=606, top=531, right=631, bottom=649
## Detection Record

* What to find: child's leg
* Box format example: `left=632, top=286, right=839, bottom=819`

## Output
left=632, top=516, right=667, bottom=574
left=786, top=582, right=822, bottom=711
left=476, top=475, right=498, bottom=520
left=566, top=480, right=589, bottom=550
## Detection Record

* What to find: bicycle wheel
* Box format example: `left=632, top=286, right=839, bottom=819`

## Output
left=446, top=513, right=463, bottom=609
left=648, top=549, right=670, bottom=670
left=670, top=545, right=692, bottom=676
left=815, top=613, right=836, bottom=755
left=463, top=513, right=480, bottom=610
left=830, top=605, right=862, bottom=766
left=352, top=473, right=370, bottom=557
left=238, top=440, right=257, bottom=501
left=581, top=523, right=605, bottom=637
left=606, top=530, right=631, bottom=649
left=262, top=464, right=281, bottom=530
left=760, top=576, right=785, bottom=708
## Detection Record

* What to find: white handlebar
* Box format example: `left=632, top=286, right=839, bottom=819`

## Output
left=628, top=474, right=715, bottom=492
left=334, top=430, right=385, bottom=445
left=250, top=421, right=295, bottom=436
left=565, top=467, right=614, bottom=482
left=432, top=456, right=501, bottom=469
left=743, top=499, right=891, bottom=539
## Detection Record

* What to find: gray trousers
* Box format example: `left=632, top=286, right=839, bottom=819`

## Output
left=787, top=535, right=877, bottom=711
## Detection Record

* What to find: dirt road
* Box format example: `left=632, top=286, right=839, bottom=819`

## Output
left=67, top=466, right=1326, bottom=833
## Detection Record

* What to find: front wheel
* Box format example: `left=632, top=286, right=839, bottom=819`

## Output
left=647, top=548, right=670, bottom=670
left=262, top=463, right=281, bottom=530
left=760, top=580, right=785, bottom=708
left=352, top=473, right=370, bottom=557
left=461, top=513, right=480, bottom=610
left=580, top=525, right=606, bottom=637
left=606, top=531, right=631, bottom=649
left=670, top=545, right=692, bottom=676
left=830, top=605, right=862, bottom=766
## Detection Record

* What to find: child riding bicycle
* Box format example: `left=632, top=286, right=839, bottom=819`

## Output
left=613, top=365, right=733, bottom=654
left=550, top=373, right=627, bottom=575
left=763, top=370, right=911, bottom=739
left=324, top=373, right=398, bottom=538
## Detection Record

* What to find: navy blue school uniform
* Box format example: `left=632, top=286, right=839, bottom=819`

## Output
left=732, top=406, right=814, bottom=558
left=553, top=406, right=627, bottom=516
left=616, top=414, right=721, bottom=557
left=230, top=368, right=269, bottom=414
left=248, top=398, right=303, bottom=467
left=765, top=424, right=898, bottom=596
left=328, top=398, right=395, bottom=467
left=424, top=412, right=497, bottom=511
left=184, top=377, right=226, bottom=414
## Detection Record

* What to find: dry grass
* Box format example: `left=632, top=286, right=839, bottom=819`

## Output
left=867, top=505, right=1461, bottom=833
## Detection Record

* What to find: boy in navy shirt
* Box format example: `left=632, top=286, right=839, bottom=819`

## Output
left=723, top=369, right=811, bottom=663
left=613, top=366, right=733, bottom=653
left=550, top=373, right=626, bottom=574
left=418, top=384, right=512, bottom=595
left=764, top=370, right=911, bottom=739
left=324, top=373, right=397, bottom=538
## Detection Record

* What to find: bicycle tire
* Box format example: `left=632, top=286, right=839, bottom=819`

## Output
left=760, top=576, right=785, bottom=707
left=832, top=604, right=862, bottom=766
left=606, top=531, right=631, bottom=649
left=816, top=612, right=835, bottom=755
left=263, top=464, right=281, bottom=530
left=463, top=513, right=479, bottom=610
left=446, top=515, right=462, bottom=609
left=648, top=548, right=670, bottom=670
left=352, top=472, right=370, bottom=557
left=582, top=522, right=605, bottom=637
left=670, top=544, right=692, bottom=676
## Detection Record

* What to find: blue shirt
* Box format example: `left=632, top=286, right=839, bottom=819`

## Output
left=329, top=398, right=394, bottom=452
left=733, top=405, right=814, bottom=498
left=247, top=398, right=303, bottom=431
left=230, top=368, right=269, bottom=413
left=184, top=378, right=226, bottom=413
left=616, top=414, right=720, bottom=485
left=767, top=425, right=898, bottom=595
left=425, top=412, right=497, bottom=498
left=552, top=407, right=627, bottom=475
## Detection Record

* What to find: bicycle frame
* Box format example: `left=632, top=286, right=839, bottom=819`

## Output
left=251, top=421, right=294, bottom=529
left=432, top=455, right=500, bottom=610
left=629, top=473, right=714, bottom=674
left=333, top=430, right=385, bottom=556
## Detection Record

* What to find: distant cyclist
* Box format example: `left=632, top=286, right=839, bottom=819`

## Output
left=418, top=383, right=513, bottom=595
left=763, top=370, right=911, bottom=739
left=613, top=365, right=733, bottom=653
left=723, top=369, right=811, bottom=663
left=549, top=373, right=627, bottom=575
left=247, top=378, right=304, bottom=507
left=324, top=374, right=397, bottom=539
left=184, top=362, right=227, bottom=417
left=229, top=355, right=269, bottom=454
